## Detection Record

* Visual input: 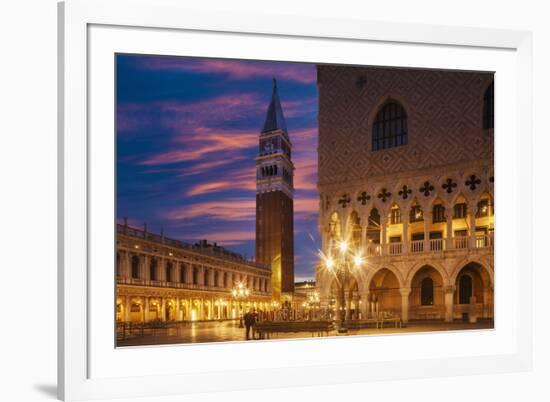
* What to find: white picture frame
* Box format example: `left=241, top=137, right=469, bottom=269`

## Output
left=58, top=0, right=533, bottom=400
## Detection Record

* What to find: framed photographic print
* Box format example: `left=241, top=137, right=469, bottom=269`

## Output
left=58, top=0, right=533, bottom=400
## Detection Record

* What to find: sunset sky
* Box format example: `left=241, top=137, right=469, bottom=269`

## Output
left=116, top=54, right=319, bottom=280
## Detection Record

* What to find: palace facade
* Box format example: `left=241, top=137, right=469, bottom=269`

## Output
left=116, top=223, right=273, bottom=322
left=316, top=66, right=494, bottom=323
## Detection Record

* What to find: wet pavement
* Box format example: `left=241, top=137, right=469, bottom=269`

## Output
left=117, top=320, right=494, bottom=347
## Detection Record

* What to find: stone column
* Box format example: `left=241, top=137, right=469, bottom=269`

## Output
left=380, top=216, right=388, bottom=255
left=211, top=270, right=217, bottom=288
left=321, top=226, right=328, bottom=254
left=144, top=297, right=149, bottom=322
left=124, top=296, right=130, bottom=322
left=423, top=210, right=431, bottom=252
left=160, top=298, right=166, bottom=321
left=199, top=266, right=205, bottom=286
left=446, top=211, right=453, bottom=250
left=402, top=213, right=410, bottom=255
left=361, top=226, right=367, bottom=251
left=400, top=288, right=411, bottom=323
left=158, top=258, right=164, bottom=281
left=469, top=203, right=477, bottom=248
left=361, top=291, right=370, bottom=319
left=142, top=255, right=149, bottom=281
left=444, top=286, right=455, bottom=322
left=345, top=294, right=352, bottom=320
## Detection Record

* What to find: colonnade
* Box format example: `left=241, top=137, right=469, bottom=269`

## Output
left=117, top=295, right=273, bottom=323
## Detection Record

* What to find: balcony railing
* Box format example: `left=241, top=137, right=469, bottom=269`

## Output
left=453, top=236, right=469, bottom=249
left=410, top=240, right=424, bottom=253
left=347, top=233, right=493, bottom=257
left=117, top=277, right=270, bottom=295
left=389, top=242, right=403, bottom=255
left=430, top=238, right=444, bottom=252
left=476, top=234, right=494, bottom=248
left=366, top=244, right=382, bottom=256
left=117, top=223, right=269, bottom=270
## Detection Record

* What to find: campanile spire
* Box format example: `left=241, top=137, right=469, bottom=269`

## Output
left=255, top=79, right=295, bottom=301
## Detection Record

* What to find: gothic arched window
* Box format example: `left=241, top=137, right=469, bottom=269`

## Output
left=459, top=275, right=473, bottom=304
left=372, top=101, right=408, bottom=151
left=483, top=82, right=494, bottom=129
left=350, top=211, right=361, bottom=246
left=131, top=256, right=140, bottom=279
left=421, top=277, right=434, bottom=306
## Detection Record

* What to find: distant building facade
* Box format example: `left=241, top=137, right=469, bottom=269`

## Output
left=255, top=79, right=295, bottom=302
left=316, top=66, right=494, bottom=323
left=116, top=223, right=273, bottom=322
left=294, top=281, right=317, bottom=299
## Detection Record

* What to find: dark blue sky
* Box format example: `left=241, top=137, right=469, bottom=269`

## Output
left=116, top=54, right=320, bottom=280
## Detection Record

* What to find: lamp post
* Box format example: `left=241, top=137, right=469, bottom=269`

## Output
left=305, top=291, right=320, bottom=320
left=322, top=240, right=364, bottom=333
left=231, top=282, right=250, bottom=328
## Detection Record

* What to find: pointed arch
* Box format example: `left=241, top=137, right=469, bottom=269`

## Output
left=405, top=261, right=450, bottom=288
left=348, top=210, right=362, bottom=246
left=450, top=257, right=494, bottom=287
left=364, top=264, right=405, bottom=291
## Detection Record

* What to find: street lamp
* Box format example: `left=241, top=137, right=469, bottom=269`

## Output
left=305, top=291, right=320, bottom=320
left=321, top=240, right=364, bottom=333
left=231, top=282, right=250, bottom=328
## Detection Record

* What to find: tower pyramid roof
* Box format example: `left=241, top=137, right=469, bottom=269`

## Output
left=261, top=78, right=288, bottom=137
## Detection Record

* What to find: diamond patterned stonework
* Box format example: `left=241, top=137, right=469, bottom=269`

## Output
left=317, top=66, right=494, bottom=189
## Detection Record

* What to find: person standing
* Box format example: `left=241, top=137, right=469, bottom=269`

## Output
left=244, top=310, right=256, bottom=340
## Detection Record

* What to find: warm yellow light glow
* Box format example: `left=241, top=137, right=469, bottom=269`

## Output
left=353, top=254, right=363, bottom=267
left=191, top=309, right=197, bottom=321
left=326, top=257, right=335, bottom=270
left=339, top=241, right=348, bottom=253
left=232, top=281, right=250, bottom=300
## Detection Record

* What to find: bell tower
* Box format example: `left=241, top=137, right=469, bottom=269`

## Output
left=255, top=79, right=295, bottom=301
